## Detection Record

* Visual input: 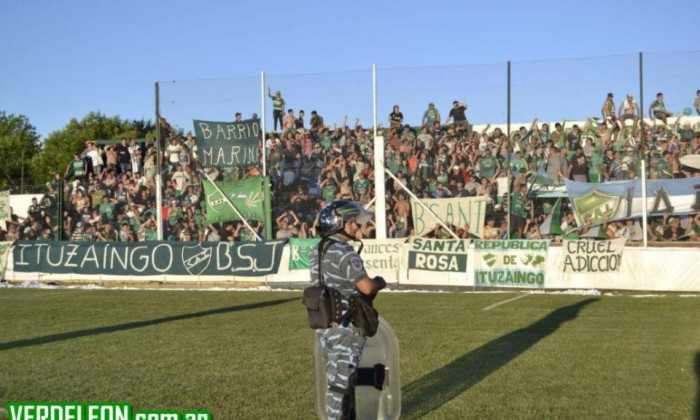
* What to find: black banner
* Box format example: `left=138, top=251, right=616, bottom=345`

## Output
left=13, top=241, right=286, bottom=277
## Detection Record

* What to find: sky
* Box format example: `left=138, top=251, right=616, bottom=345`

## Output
left=2, top=0, right=699, bottom=139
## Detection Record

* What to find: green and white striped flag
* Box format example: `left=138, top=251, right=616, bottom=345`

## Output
left=539, top=198, right=563, bottom=236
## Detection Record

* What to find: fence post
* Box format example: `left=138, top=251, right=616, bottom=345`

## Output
left=641, top=160, right=648, bottom=248
left=373, top=64, right=387, bottom=239
left=261, top=71, right=267, bottom=177
left=155, top=82, right=164, bottom=241
left=639, top=52, right=644, bottom=149
left=55, top=178, right=63, bottom=241
left=506, top=60, right=512, bottom=239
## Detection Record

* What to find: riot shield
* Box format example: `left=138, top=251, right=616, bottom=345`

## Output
left=313, top=316, right=401, bottom=420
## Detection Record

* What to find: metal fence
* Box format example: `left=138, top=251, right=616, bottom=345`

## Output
left=10, top=51, right=700, bottom=245
left=157, top=51, right=700, bottom=243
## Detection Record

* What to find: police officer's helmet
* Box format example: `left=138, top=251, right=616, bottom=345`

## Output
left=317, top=200, right=372, bottom=237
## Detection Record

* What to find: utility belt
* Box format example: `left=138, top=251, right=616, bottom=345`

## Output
left=327, top=288, right=351, bottom=328
left=302, top=235, right=379, bottom=337
left=302, top=285, right=351, bottom=329
left=303, top=285, right=379, bottom=337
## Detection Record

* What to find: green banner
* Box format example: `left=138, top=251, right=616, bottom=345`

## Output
left=407, top=237, right=469, bottom=272
left=288, top=238, right=320, bottom=270
left=193, top=118, right=261, bottom=167
left=474, top=240, right=549, bottom=288
left=202, top=175, right=266, bottom=225
left=12, top=241, right=285, bottom=277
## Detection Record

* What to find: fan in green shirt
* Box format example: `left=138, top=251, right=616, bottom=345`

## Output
left=436, top=171, right=448, bottom=186
left=510, top=152, right=527, bottom=175
left=422, top=103, right=441, bottom=126
left=655, top=154, right=672, bottom=179
left=321, top=177, right=338, bottom=203
left=386, top=151, right=400, bottom=174
left=588, top=150, right=606, bottom=182
left=238, top=224, right=257, bottom=241
left=168, top=203, right=183, bottom=226
left=478, top=149, right=499, bottom=179
left=353, top=175, right=370, bottom=198
left=426, top=177, right=438, bottom=196
left=99, top=197, right=116, bottom=221
left=510, top=190, right=528, bottom=219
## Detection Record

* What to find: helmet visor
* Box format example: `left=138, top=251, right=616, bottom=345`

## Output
left=353, top=206, right=372, bottom=225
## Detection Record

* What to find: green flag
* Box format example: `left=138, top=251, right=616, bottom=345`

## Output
left=539, top=198, right=563, bottom=236
left=289, top=238, right=320, bottom=270
left=202, top=176, right=266, bottom=225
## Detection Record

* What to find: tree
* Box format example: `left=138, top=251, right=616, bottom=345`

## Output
left=30, top=112, right=155, bottom=182
left=0, top=111, right=40, bottom=191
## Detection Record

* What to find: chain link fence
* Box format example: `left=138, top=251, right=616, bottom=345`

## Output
left=7, top=51, right=700, bottom=244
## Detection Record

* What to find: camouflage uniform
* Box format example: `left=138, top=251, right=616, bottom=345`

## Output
left=310, top=234, right=368, bottom=420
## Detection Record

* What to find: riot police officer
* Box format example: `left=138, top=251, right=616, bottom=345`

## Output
left=310, top=200, right=386, bottom=420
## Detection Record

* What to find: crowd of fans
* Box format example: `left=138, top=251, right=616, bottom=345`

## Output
left=2, top=89, right=700, bottom=244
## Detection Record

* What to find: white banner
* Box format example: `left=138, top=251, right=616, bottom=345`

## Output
left=562, top=238, right=627, bottom=274
left=0, top=241, right=12, bottom=279
left=359, top=238, right=406, bottom=283
left=0, top=191, right=10, bottom=221
left=411, top=196, right=487, bottom=238
left=474, top=240, right=549, bottom=288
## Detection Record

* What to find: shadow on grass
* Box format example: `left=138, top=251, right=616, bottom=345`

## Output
left=402, top=297, right=599, bottom=419
left=0, top=297, right=298, bottom=351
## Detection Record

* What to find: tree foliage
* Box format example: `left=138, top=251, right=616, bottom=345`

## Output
left=30, top=112, right=155, bottom=182
left=0, top=111, right=40, bottom=190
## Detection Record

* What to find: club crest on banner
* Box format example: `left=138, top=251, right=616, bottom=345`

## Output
left=182, top=245, right=213, bottom=275
left=572, top=189, right=621, bottom=224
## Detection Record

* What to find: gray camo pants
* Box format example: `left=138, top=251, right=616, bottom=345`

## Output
left=317, top=325, right=367, bottom=420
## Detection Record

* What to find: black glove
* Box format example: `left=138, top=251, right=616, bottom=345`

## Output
left=373, top=276, right=387, bottom=292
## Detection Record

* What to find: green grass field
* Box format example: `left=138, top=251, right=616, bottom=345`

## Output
left=0, top=288, right=698, bottom=419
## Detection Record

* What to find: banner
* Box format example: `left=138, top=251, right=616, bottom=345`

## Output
left=202, top=176, right=266, bottom=224
left=193, top=118, right=261, bottom=167
left=12, top=241, right=285, bottom=277
left=0, top=190, right=10, bottom=220
left=564, top=178, right=700, bottom=226
left=358, top=238, right=405, bottom=281
left=0, top=241, right=12, bottom=278
left=562, top=238, right=626, bottom=273
left=288, top=238, right=320, bottom=270
left=411, top=196, right=487, bottom=238
left=474, top=240, right=549, bottom=288
left=407, top=237, right=469, bottom=272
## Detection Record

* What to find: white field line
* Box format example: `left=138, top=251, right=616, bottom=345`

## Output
left=482, top=293, right=528, bottom=311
